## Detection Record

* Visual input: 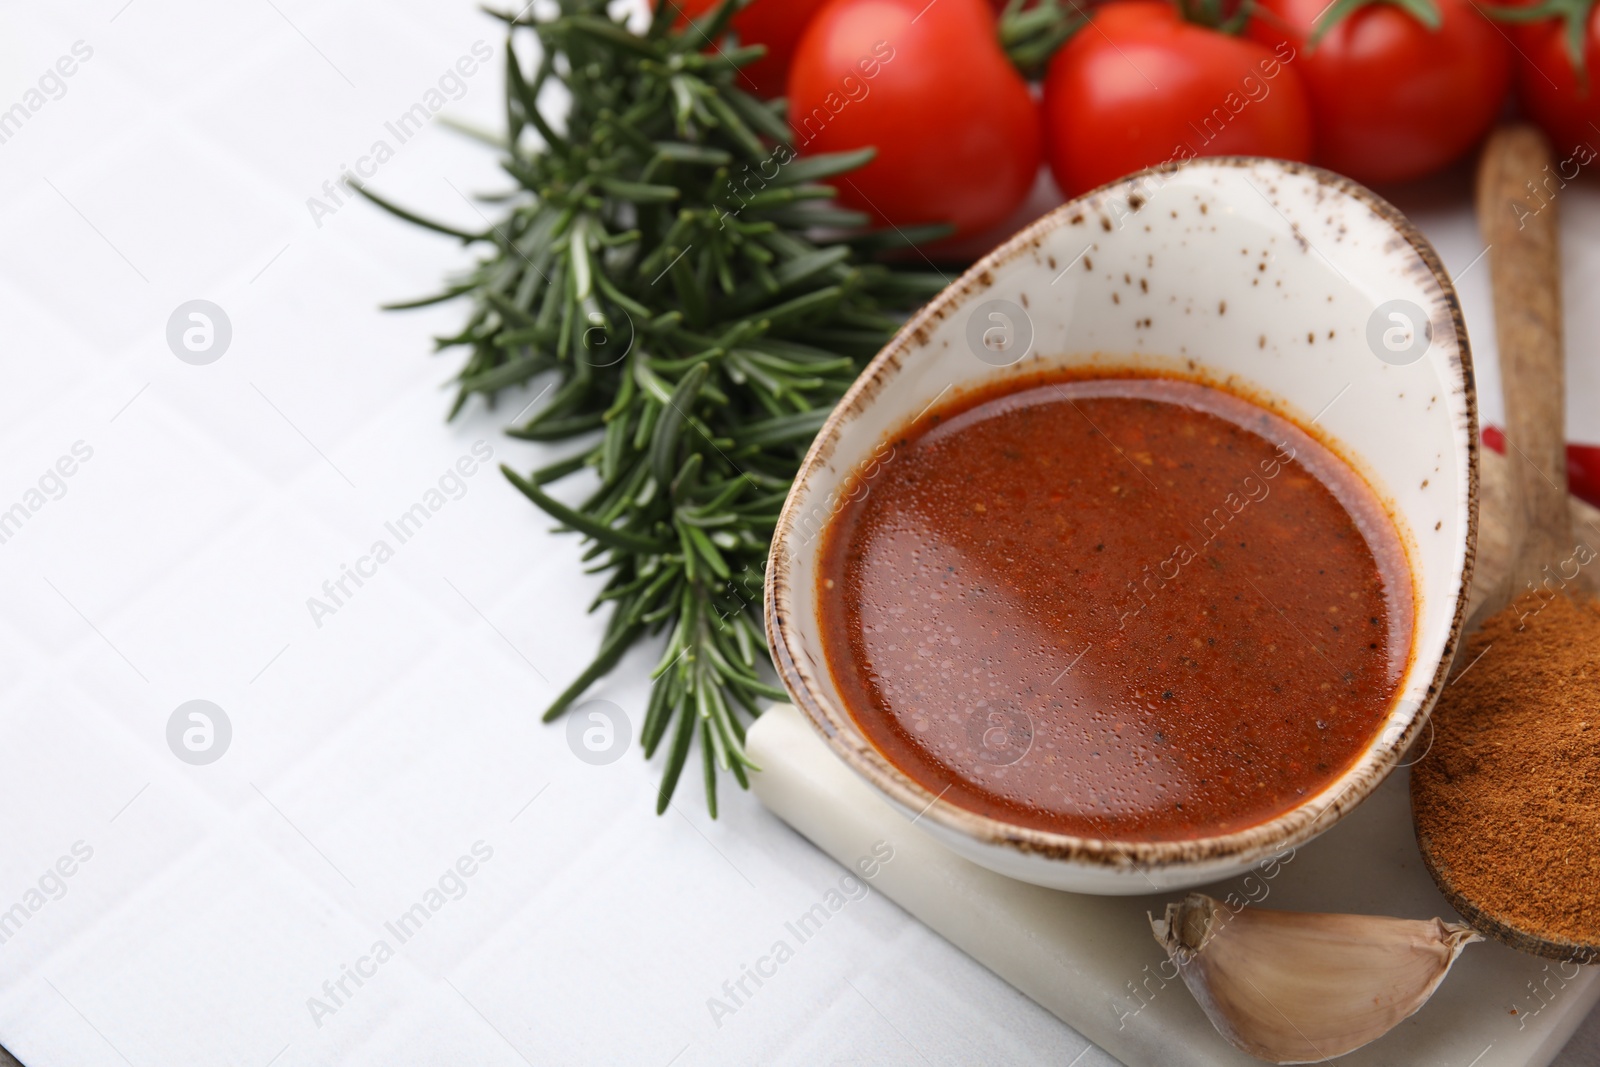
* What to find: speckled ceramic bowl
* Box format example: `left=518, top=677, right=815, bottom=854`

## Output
left=765, top=157, right=1478, bottom=894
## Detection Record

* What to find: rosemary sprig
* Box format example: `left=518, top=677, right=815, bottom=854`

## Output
left=361, top=0, right=945, bottom=815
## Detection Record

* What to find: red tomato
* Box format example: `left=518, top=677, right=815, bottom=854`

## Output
left=1503, top=3, right=1600, bottom=158
left=1042, top=2, right=1314, bottom=197
left=787, top=0, right=1041, bottom=236
left=1248, top=0, right=1511, bottom=185
left=661, top=0, right=831, bottom=98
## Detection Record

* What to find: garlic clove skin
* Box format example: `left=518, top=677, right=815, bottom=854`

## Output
left=1151, top=893, right=1482, bottom=1065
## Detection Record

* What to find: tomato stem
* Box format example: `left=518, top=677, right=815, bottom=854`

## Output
left=1308, top=0, right=1442, bottom=46
left=1484, top=0, right=1597, bottom=77
left=1175, top=0, right=1257, bottom=33
left=998, top=0, right=1088, bottom=78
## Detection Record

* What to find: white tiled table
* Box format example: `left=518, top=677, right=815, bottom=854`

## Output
left=1, top=2, right=1596, bottom=1064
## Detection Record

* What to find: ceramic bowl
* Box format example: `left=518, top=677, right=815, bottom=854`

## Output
left=765, top=157, right=1478, bottom=894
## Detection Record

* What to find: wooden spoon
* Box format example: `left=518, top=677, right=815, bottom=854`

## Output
left=1413, top=123, right=1600, bottom=963
left=1471, top=124, right=1580, bottom=618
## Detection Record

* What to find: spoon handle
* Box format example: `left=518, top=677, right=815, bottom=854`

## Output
left=1475, top=124, right=1574, bottom=596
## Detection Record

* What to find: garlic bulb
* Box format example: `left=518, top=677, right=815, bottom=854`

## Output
left=1151, top=893, right=1481, bottom=1064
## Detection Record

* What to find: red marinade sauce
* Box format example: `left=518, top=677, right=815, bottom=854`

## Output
left=817, top=373, right=1413, bottom=842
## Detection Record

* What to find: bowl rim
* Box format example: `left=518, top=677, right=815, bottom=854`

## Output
left=763, top=155, right=1479, bottom=875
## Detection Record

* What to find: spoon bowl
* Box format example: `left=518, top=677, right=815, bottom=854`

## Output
left=1413, top=124, right=1600, bottom=963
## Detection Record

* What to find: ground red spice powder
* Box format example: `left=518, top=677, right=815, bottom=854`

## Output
left=1412, top=592, right=1600, bottom=951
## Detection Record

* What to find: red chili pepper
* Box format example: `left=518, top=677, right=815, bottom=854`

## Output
left=1482, top=425, right=1600, bottom=509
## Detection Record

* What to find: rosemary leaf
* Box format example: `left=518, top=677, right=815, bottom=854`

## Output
left=369, top=0, right=941, bottom=814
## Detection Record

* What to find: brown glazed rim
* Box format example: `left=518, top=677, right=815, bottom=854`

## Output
left=764, top=156, right=1479, bottom=875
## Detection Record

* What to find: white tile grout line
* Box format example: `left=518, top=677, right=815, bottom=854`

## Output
left=441, top=976, right=537, bottom=1067
left=43, top=177, right=149, bottom=283
left=249, top=382, right=357, bottom=488
left=262, top=0, right=355, bottom=88
left=42, top=977, right=136, bottom=1066
left=443, top=576, right=550, bottom=683
left=844, top=977, right=936, bottom=1067
left=250, top=782, right=358, bottom=890
left=42, top=576, right=148, bottom=682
